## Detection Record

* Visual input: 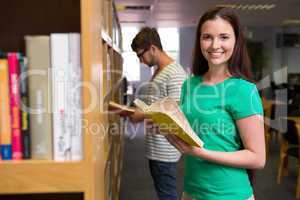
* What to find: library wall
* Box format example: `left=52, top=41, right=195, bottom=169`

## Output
left=0, top=0, right=80, bottom=52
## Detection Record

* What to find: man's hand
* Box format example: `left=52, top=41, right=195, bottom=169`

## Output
left=129, top=109, right=146, bottom=123
left=118, top=109, right=135, bottom=117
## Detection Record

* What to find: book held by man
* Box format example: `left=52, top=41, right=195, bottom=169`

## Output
left=108, top=101, right=135, bottom=115
left=134, top=97, right=203, bottom=147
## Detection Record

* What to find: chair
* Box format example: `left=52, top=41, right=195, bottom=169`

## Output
left=277, top=117, right=300, bottom=199
left=262, top=98, right=273, bottom=157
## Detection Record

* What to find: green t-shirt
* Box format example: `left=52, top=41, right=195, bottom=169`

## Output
left=180, top=76, right=263, bottom=200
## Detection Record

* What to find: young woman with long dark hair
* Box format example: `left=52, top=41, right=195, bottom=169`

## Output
left=166, top=7, right=265, bottom=200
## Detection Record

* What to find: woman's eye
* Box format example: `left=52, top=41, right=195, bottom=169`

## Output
left=220, top=35, right=229, bottom=40
left=201, top=35, right=211, bottom=40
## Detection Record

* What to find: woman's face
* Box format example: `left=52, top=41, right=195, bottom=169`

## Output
left=200, top=17, right=236, bottom=68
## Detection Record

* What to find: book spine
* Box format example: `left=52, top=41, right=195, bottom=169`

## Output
left=68, top=33, right=82, bottom=161
left=25, top=35, right=53, bottom=160
left=0, top=59, right=12, bottom=160
left=51, top=33, right=71, bottom=161
left=19, top=55, right=31, bottom=159
left=7, top=53, right=22, bottom=160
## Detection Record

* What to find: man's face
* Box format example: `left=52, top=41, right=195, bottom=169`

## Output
left=136, top=47, right=156, bottom=67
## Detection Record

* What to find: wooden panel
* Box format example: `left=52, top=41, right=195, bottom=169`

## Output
left=0, top=161, right=87, bottom=194
left=81, top=0, right=110, bottom=199
left=0, top=193, right=83, bottom=200
left=0, top=0, right=80, bottom=52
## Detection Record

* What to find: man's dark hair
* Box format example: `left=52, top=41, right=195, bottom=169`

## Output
left=131, top=27, right=163, bottom=52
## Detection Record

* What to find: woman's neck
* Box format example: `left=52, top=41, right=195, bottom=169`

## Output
left=203, top=65, right=231, bottom=83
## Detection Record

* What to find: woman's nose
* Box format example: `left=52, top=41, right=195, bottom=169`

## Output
left=211, top=38, right=220, bottom=49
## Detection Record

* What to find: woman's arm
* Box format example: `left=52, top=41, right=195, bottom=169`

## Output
left=166, top=114, right=265, bottom=169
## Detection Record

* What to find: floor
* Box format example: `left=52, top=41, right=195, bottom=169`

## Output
left=120, top=122, right=299, bottom=200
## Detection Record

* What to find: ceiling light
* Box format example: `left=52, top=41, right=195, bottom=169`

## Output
left=125, top=5, right=152, bottom=11
left=247, top=5, right=256, bottom=10
left=282, top=19, right=300, bottom=25
left=115, top=4, right=153, bottom=12
left=266, top=4, right=276, bottom=10
left=120, top=20, right=146, bottom=24
left=217, top=4, right=276, bottom=11
left=241, top=5, right=249, bottom=10
left=116, top=4, right=125, bottom=11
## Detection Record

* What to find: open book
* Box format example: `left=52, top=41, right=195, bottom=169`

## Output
left=134, top=97, right=204, bottom=147
left=108, top=101, right=135, bottom=115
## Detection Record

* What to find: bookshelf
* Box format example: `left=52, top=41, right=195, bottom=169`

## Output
left=0, top=0, right=124, bottom=199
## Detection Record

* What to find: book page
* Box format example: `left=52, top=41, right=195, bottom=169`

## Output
left=133, top=99, right=149, bottom=112
left=159, top=98, right=202, bottom=146
left=134, top=97, right=203, bottom=147
left=109, top=101, right=135, bottom=114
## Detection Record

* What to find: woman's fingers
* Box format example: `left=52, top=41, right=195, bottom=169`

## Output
left=166, top=135, right=183, bottom=152
left=166, top=135, right=190, bottom=153
left=167, top=135, right=202, bottom=156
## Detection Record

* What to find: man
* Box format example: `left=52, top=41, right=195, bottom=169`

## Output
left=125, top=27, right=187, bottom=200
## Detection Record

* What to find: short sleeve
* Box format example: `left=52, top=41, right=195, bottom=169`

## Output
left=179, top=79, right=187, bottom=105
left=167, top=70, right=187, bottom=101
left=230, top=81, right=263, bottom=120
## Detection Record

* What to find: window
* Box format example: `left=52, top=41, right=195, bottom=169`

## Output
left=121, top=27, right=180, bottom=81
left=158, top=28, right=180, bottom=63
left=121, top=26, right=140, bottom=81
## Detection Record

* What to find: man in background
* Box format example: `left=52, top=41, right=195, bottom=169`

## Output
left=123, top=27, right=187, bottom=200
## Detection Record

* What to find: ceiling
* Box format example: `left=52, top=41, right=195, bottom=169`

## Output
left=115, top=0, right=300, bottom=28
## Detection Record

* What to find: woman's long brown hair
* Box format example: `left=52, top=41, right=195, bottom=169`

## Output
left=192, top=6, right=256, bottom=186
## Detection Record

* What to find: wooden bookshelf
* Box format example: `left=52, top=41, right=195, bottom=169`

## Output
left=0, top=0, right=124, bottom=199
left=0, top=161, right=86, bottom=194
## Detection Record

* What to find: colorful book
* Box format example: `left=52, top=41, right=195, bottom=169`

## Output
left=0, top=59, right=12, bottom=160
left=19, top=54, right=31, bottom=159
left=7, top=53, right=22, bottom=160
left=25, top=36, right=53, bottom=160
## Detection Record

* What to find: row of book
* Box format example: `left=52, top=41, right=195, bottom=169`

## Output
left=0, top=33, right=82, bottom=161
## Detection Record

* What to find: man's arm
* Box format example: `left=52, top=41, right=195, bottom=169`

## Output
left=117, top=107, right=145, bottom=123
left=129, top=108, right=146, bottom=123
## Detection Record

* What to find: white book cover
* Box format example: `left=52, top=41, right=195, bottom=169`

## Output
left=68, top=33, right=82, bottom=161
left=25, top=36, right=53, bottom=160
left=51, top=34, right=71, bottom=161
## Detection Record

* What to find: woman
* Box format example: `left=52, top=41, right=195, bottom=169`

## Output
left=166, top=6, right=265, bottom=200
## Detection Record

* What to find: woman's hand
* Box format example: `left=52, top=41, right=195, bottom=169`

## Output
left=165, top=115, right=265, bottom=169
left=165, top=134, right=202, bottom=156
